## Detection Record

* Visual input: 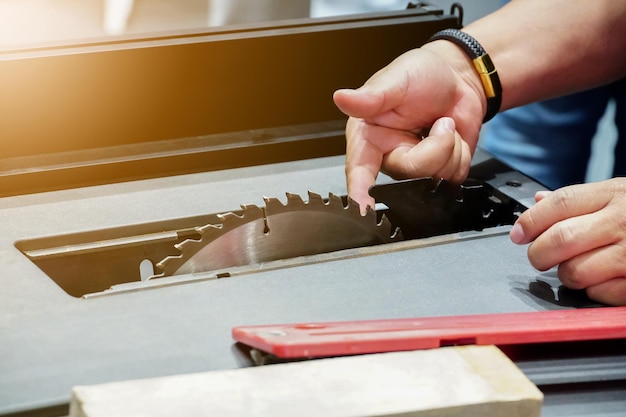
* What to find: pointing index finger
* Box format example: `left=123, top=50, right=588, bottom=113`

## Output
left=344, top=118, right=383, bottom=211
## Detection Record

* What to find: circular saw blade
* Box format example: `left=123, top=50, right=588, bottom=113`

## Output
left=157, top=192, right=401, bottom=276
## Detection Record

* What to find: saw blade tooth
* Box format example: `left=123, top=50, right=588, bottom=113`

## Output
left=196, top=223, right=224, bottom=235
left=174, top=236, right=203, bottom=251
left=241, top=204, right=264, bottom=215
left=377, top=211, right=390, bottom=227
left=264, top=196, right=289, bottom=218
left=305, top=190, right=325, bottom=207
left=345, top=196, right=365, bottom=215
left=148, top=272, right=165, bottom=280
left=173, top=241, right=186, bottom=251
left=285, top=192, right=306, bottom=206
left=204, top=206, right=262, bottom=233
left=345, top=195, right=369, bottom=218
left=377, top=212, right=402, bottom=240
left=264, top=196, right=286, bottom=208
left=376, top=213, right=392, bottom=237
left=240, top=203, right=262, bottom=213
left=218, top=212, right=244, bottom=225
left=326, top=192, right=345, bottom=209
left=155, top=254, right=182, bottom=270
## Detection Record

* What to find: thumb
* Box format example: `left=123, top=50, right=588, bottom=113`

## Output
left=333, top=87, right=388, bottom=119
left=333, top=60, right=410, bottom=119
left=428, top=116, right=455, bottom=137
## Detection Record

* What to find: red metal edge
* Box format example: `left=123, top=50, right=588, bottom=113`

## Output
left=232, top=307, right=626, bottom=358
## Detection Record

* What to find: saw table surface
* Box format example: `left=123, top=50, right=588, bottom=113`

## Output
left=1, top=153, right=625, bottom=416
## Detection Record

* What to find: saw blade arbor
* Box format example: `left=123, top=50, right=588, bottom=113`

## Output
left=156, top=192, right=401, bottom=277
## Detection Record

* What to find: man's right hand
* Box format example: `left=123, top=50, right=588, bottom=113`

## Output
left=333, top=42, right=486, bottom=210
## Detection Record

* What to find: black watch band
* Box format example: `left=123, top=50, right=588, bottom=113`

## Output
left=427, top=29, right=502, bottom=123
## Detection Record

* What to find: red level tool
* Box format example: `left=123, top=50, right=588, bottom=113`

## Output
left=232, top=307, right=626, bottom=358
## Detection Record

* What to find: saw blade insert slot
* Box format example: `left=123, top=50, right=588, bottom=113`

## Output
left=14, top=177, right=525, bottom=299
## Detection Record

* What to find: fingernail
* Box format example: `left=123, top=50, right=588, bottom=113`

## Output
left=335, top=88, right=356, bottom=96
left=535, top=190, right=551, bottom=201
left=432, top=117, right=455, bottom=134
left=509, top=222, right=527, bottom=244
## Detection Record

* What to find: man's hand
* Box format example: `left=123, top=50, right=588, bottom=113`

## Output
left=510, top=178, right=626, bottom=305
left=333, top=44, right=485, bottom=210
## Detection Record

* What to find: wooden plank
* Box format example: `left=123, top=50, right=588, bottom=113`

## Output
left=70, top=345, right=542, bottom=417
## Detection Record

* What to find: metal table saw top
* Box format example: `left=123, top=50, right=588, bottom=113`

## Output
left=2, top=152, right=626, bottom=417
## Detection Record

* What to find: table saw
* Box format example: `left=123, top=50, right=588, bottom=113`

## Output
left=1, top=4, right=626, bottom=416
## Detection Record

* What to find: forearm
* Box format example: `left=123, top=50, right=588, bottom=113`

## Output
left=465, top=0, right=626, bottom=110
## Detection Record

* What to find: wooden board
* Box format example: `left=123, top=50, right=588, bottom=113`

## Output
left=70, top=345, right=542, bottom=417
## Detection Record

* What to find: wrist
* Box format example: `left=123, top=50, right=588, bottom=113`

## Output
left=423, top=30, right=502, bottom=123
